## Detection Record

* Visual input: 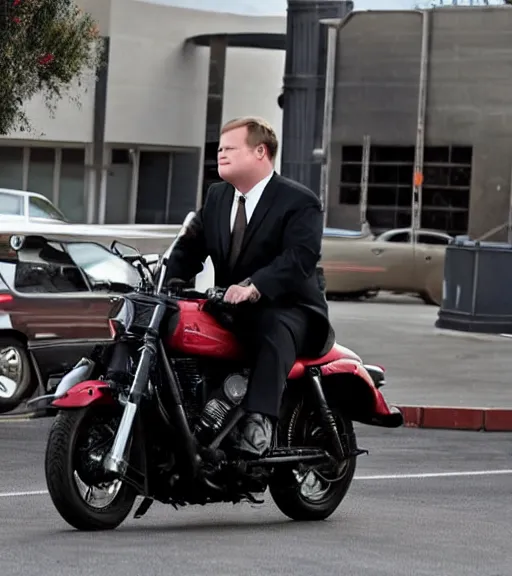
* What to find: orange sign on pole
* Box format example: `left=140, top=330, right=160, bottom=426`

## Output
left=413, top=171, right=423, bottom=187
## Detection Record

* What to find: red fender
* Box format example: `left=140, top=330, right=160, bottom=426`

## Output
left=51, top=380, right=115, bottom=409
left=320, top=358, right=402, bottom=426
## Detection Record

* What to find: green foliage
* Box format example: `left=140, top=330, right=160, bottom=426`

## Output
left=0, top=0, right=104, bottom=135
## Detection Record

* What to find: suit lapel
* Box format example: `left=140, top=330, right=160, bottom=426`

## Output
left=239, top=172, right=278, bottom=255
left=219, top=183, right=234, bottom=261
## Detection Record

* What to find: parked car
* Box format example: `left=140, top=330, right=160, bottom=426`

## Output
left=0, top=188, right=68, bottom=224
left=322, top=227, right=452, bottom=305
left=0, top=232, right=143, bottom=413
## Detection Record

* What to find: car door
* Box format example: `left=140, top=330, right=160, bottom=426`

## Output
left=322, top=230, right=414, bottom=293
left=364, top=230, right=418, bottom=292
left=413, top=232, right=450, bottom=302
left=0, top=240, right=117, bottom=385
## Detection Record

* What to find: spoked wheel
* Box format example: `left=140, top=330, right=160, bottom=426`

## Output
left=0, top=338, right=35, bottom=414
left=45, top=405, right=137, bottom=531
left=269, top=396, right=357, bottom=521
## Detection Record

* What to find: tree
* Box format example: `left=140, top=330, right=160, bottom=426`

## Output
left=0, top=0, right=103, bottom=135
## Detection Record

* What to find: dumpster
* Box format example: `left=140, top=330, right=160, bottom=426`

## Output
left=436, top=238, right=512, bottom=334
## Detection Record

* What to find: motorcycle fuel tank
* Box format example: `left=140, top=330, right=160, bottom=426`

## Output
left=167, top=300, right=243, bottom=360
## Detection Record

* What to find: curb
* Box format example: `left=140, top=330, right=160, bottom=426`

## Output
left=398, top=405, right=512, bottom=432
left=1, top=406, right=512, bottom=432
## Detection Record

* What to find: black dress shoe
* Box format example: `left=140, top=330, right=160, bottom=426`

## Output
left=234, top=412, right=273, bottom=458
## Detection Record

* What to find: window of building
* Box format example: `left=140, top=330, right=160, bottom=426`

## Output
left=27, top=147, right=55, bottom=201
left=421, top=146, right=471, bottom=237
left=59, top=148, right=86, bottom=223
left=0, top=147, right=23, bottom=189
left=135, top=151, right=172, bottom=224
left=105, top=148, right=133, bottom=224
left=338, top=144, right=471, bottom=236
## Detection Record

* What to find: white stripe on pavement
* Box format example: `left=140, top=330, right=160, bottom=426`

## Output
left=1, top=469, right=512, bottom=499
left=354, top=469, right=512, bottom=481
left=0, top=490, right=48, bottom=498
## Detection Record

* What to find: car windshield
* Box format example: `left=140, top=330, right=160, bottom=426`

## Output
left=28, top=196, right=67, bottom=221
left=64, top=242, right=141, bottom=288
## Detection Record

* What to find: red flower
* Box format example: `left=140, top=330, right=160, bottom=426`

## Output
left=38, top=54, right=55, bottom=66
left=13, top=0, right=21, bottom=5
left=12, top=16, right=21, bottom=23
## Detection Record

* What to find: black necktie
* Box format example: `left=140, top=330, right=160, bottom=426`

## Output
left=228, top=195, right=246, bottom=269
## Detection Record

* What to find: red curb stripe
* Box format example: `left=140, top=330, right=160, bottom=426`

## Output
left=397, top=406, right=512, bottom=432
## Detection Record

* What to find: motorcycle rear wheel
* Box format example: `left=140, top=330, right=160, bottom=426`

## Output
left=269, top=395, right=356, bottom=521
left=45, top=405, right=137, bottom=531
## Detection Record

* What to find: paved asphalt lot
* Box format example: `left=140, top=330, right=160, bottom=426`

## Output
left=1, top=418, right=511, bottom=576
left=328, top=295, right=512, bottom=408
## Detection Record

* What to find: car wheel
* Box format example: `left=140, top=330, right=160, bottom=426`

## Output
left=0, top=337, right=36, bottom=414
left=419, top=291, right=439, bottom=306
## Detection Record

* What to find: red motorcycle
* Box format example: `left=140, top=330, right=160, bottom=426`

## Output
left=41, top=217, right=403, bottom=531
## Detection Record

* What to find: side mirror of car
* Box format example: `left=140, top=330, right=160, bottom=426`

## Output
left=110, top=241, right=141, bottom=260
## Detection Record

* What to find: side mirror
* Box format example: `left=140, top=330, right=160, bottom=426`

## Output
left=110, top=241, right=141, bottom=260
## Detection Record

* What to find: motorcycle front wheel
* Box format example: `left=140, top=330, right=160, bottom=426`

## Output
left=269, top=393, right=357, bottom=521
left=45, top=405, right=137, bottom=531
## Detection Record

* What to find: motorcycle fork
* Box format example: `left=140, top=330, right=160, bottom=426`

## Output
left=306, top=367, right=347, bottom=466
left=104, top=302, right=199, bottom=479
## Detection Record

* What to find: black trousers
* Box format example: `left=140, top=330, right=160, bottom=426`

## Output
left=233, top=306, right=317, bottom=419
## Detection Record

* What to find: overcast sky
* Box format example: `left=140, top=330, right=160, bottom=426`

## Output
left=141, top=0, right=418, bottom=14
left=141, top=0, right=503, bottom=14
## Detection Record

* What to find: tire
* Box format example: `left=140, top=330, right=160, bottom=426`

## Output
left=420, top=291, right=439, bottom=306
left=269, top=394, right=357, bottom=522
left=0, top=337, right=36, bottom=414
left=45, top=406, right=137, bottom=531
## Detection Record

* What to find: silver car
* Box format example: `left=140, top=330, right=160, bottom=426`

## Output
left=0, top=188, right=68, bottom=224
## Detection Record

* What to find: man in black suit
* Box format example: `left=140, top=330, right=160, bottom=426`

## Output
left=167, top=116, right=333, bottom=458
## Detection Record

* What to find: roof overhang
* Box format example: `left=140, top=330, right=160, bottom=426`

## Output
left=186, top=32, right=286, bottom=51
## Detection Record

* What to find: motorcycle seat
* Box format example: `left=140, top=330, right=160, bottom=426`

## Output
left=289, top=343, right=360, bottom=379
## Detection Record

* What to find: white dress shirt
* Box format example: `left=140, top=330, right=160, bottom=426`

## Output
left=230, top=171, right=274, bottom=231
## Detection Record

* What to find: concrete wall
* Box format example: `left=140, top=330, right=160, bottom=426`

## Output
left=427, top=6, right=512, bottom=239
left=104, top=1, right=285, bottom=148
left=223, top=47, right=285, bottom=171
left=331, top=11, right=422, bottom=146
left=328, top=6, right=512, bottom=239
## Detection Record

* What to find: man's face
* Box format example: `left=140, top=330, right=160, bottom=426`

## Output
left=217, top=126, right=259, bottom=183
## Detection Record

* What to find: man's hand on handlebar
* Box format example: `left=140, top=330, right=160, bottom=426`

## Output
left=224, top=283, right=260, bottom=304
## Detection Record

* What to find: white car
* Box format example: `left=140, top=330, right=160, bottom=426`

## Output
left=0, top=188, right=68, bottom=224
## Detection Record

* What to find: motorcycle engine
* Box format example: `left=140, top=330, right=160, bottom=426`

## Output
left=194, top=372, right=248, bottom=445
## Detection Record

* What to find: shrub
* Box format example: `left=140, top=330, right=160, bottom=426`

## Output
left=0, top=0, right=104, bottom=135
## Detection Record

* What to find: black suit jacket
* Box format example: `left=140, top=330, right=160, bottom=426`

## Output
left=167, top=173, right=333, bottom=354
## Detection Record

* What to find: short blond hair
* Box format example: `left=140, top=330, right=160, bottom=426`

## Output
left=220, top=116, right=279, bottom=160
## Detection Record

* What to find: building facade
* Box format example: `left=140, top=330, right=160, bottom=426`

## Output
left=326, top=5, right=512, bottom=240
left=0, top=0, right=286, bottom=224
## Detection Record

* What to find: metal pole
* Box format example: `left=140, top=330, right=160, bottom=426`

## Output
left=317, top=23, right=338, bottom=229
left=508, top=162, right=512, bottom=244
left=411, top=10, right=430, bottom=242
left=360, top=134, right=370, bottom=228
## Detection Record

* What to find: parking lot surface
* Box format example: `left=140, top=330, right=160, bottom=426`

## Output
left=0, top=419, right=510, bottom=576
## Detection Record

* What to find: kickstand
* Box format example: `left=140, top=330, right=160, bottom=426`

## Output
left=134, top=497, right=154, bottom=519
